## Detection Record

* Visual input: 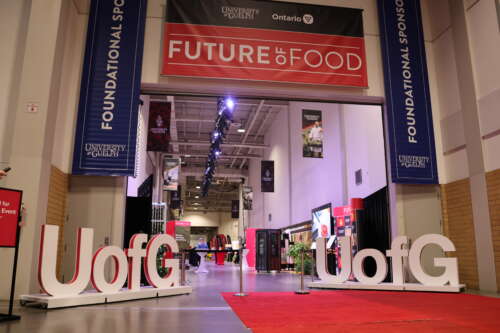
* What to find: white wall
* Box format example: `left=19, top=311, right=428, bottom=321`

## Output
left=264, top=108, right=291, bottom=228
left=182, top=211, right=238, bottom=240
left=183, top=212, right=220, bottom=227
left=50, top=2, right=86, bottom=173
left=63, top=176, right=126, bottom=284
left=466, top=0, right=500, bottom=172
left=0, top=0, right=29, bottom=168
left=248, top=102, right=387, bottom=231
left=289, top=102, right=345, bottom=224
left=248, top=107, right=291, bottom=229
left=342, top=104, right=387, bottom=199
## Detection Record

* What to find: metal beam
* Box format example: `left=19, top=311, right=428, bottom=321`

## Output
left=169, top=141, right=268, bottom=149
left=182, top=166, right=248, bottom=178
left=174, top=153, right=262, bottom=160
left=239, top=106, right=276, bottom=169
left=169, top=96, right=179, bottom=153
left=230, top=100, right=265, bottom=168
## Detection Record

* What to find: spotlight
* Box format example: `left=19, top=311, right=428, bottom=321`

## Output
left=225, top=98, right=235, bottom=111
left=237, top=128, right=246, bottom=133
left=195, top=195, right=199, bottom=199
left=196, top=186, right=200, bottom=189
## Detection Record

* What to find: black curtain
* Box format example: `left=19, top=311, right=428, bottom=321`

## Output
left=358, top=186, right=391, bottom=281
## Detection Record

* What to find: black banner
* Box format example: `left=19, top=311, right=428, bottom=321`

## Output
left=170, top=185, right=181, bottom=209
left=166, top=0, right=363, bottom=36
left=231, top=200, right=239, bottom=219
left=147, top=102, right=171, bottom=152
left=261, top=160, right=274, bottom=192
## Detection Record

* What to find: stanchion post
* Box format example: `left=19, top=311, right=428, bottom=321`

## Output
left=311, top=249, right=315, bottom=282
left=234, top=248, right=247, bottom=296
left=295, top=249, right=310, bottom=295
left=180, top=251, right=186, bottom=286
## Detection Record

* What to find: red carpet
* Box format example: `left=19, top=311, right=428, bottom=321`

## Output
left=222, top=290, right=500, bottom=332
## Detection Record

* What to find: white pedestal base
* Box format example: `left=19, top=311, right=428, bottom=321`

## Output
left=308, top=281, right=465, bottom=293
left=20, top=285, right=192, bottom=309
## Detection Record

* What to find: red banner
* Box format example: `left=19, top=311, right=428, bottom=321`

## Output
left=147, top=102, right=171, bottom=152
left=0, top=188, right=22, bottom=247
left=162, top=23, right=368, bottom=87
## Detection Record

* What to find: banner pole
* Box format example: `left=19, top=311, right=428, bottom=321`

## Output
left=295, top=249, right=310, bottom=295
left=234, top=248, right=247, bottom=297
left=0, top=224, right=22, bottom=322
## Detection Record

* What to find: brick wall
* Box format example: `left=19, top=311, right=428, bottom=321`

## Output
left=486, top=169, right=500, bottom=292
left=441, top=179, right=479, bottom=289
left=45, top=166, right=69, bottom=280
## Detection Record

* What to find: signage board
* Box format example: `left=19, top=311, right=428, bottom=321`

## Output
left=377, top=0, right=438, bottom=184
left=72, top=0, right=147, bottom=176
left=163, top=0, right=367, bottom=87
left=0, top=188, right=22, bottom=247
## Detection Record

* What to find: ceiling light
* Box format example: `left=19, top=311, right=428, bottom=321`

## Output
left=195, top=195, right=199, bottom=199
left=225, top=98, right=235, bottom=111
left=184, top=154, right=191, bottom=158
left=196, top=186, right=201, bottom=189
left=237, top=128, right=246, bottom=133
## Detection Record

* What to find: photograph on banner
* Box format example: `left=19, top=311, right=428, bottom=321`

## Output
left=147, top=102, right=171, bottom=152
left=163, top=157, right=180, bottom=191
left=242, top=186, right=253, bottom=210
left=0, top=188, right=23, bottom=247
left=261, top=160, right=274, bottom=192
left=302, top=110, right=324, bottom=158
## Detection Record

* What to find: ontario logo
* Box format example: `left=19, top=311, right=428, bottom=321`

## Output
left=272, top=13, right=314, bottom=24
left=303, top=14, right=314, bottom=24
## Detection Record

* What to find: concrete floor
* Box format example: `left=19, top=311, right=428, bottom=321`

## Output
left=0, top=263, right=302, bottom=333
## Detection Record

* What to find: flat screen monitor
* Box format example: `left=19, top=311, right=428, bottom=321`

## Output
left=311, top=203, right=332, bottom=241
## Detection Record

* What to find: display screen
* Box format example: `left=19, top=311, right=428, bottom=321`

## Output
left=312, top=204, right=332, bottom=241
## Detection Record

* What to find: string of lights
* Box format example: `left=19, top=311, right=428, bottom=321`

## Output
left=201, top=97, right=235, bottom=196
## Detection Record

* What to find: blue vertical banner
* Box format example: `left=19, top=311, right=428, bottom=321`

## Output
left=377, top=0, right=438, bottom=184
left=72, top=0, right=147, bottom=176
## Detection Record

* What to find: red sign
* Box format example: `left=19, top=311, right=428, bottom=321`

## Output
left=0, top=188, right=22, bottom=247
left=163, top=23, right=368, bottom=87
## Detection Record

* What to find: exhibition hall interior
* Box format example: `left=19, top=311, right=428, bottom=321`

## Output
left=2, top=0, right=500, bottom=332
left=124, top=95, right=389, bottom=273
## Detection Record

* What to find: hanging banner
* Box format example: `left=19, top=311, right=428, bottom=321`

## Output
left=377, top=0, right=438, bottom=184
left=147, top=102, right=171, bottom=152
left=163, top=0, right=367, bottom=87
left=231, top=200, right=239, bottom=219
left=302, top=110, right=323, bottom=158
left=242, top=186, right=253, bottom=210
left=261, top=160, right=274, bottom=192
left=72, top=0, right=148, bottom=176
left=0, top=188, right=22, bottom=247
left=163, top=157, right=180, bottom=191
